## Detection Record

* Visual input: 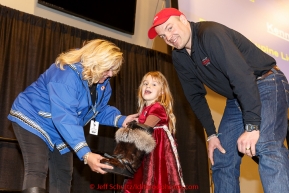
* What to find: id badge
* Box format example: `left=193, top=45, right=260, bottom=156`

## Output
left=89, top=120, right=99, bottom=135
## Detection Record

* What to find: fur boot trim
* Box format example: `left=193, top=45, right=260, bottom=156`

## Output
left=115, top=127, right=156, bottom=153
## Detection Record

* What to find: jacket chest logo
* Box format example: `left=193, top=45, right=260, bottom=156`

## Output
left=202, top=57, right=211, bottom=66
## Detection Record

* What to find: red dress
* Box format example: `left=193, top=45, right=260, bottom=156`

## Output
left=123, top=102, right=185, bottom=193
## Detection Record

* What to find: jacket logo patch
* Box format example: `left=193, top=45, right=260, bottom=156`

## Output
left=101, top=86, right=105, bottom=91
left=202, top=57, right=211, bottom=66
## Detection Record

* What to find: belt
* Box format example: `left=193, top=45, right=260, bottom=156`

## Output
left=257, top=66, right=280, bottom=80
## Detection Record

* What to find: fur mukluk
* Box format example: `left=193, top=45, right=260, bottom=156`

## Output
left=115, top=127, right=156, bottom=154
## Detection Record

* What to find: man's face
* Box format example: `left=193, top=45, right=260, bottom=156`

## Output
left=155, top=15, right=191, bottom=50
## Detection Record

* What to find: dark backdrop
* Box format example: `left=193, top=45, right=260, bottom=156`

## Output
left=0, top=5, right=210, bottom=193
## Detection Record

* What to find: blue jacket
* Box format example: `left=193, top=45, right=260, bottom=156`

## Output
left=8, top=63, right=126, bottom=160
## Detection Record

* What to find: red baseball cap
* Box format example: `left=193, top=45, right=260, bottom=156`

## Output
left=148, top=8, right=183, bottom=39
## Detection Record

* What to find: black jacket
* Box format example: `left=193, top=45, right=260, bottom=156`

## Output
left=172, top=21, right=275, bottom=136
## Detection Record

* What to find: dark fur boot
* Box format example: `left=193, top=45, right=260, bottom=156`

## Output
left=100, top=121, right=156, bottom=178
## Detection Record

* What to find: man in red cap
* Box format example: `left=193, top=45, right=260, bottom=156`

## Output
left=148, top=7, right=289, bottom=193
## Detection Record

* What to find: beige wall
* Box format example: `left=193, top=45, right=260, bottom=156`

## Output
left=2, top=1, right=287, bottom=192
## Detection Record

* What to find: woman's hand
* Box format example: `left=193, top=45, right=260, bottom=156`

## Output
left=86, top=153, right=113, bottom=174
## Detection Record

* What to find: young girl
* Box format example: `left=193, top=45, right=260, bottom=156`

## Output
left=122, top=71, right=185, bottom=193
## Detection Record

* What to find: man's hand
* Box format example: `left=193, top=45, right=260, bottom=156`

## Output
left=122, top=113, right=139, bottom=127
left=237, top=130, right=259, bottom=157
left=86, top=153, right=113, bottom=174
left=208, top=137, right=226, bottom=165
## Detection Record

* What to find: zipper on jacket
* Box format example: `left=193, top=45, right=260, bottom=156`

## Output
left=84, top=110, right=98, bottom=126
left=68, top=64, right=99, bottom=126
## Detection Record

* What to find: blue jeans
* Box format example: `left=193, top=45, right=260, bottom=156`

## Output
left=12, top=122, right=73, bottom=193
left=212, top=69, right=289, bottom=193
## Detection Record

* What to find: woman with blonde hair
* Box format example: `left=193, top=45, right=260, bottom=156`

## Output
left=8, top=39, right=138, bottom=193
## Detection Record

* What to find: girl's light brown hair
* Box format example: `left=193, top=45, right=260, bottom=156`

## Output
left=137, top=71, right=176, bottom=134
left=55, top=39, right=123, bottom=86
